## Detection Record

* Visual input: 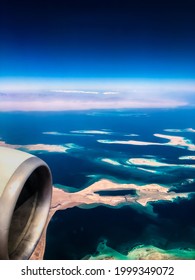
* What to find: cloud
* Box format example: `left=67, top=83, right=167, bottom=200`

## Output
left=50, top=90, right=99, bottom=94
left=102, top=91, right=119, bottom=95
left=0, top=99, right=187, bottom=111
left=0, top=79, right=194, bottom=111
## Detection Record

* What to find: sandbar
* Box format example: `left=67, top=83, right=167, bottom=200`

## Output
left=179, top=156, right=195, bottom=160
left=0, top=140, right=69, bottom=153
left=43, top=131, right=68, bottom=136
left=98, top=133, right=195, bottom=151
left=128, top=157, right=195, bottom=169
left=137, top=167, right=158, bottom=174
left=125, top=134, right=139, bottom=137
left=71, top=130, right=111, bottom=135
left=128, top=158, right=168, bottom=167
left=98, top=139, right=158, bottom=145
left=164, top=128, right=195, bottom=133
left=101, top=158, right=121, bottom=166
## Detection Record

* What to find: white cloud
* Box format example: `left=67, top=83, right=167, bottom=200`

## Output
left=50, top=90, right=99, bottom=94
left=0, top=78, right=194, bottom=111
left=102, top=91, right=119, bottom=95
left=0, top=99, right=187, bottom=111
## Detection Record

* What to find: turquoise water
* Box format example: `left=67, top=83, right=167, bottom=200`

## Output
left=0, top=108, right=195, bottom=259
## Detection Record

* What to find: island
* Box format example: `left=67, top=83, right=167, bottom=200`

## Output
left=30, top=179, right=188, bottom=260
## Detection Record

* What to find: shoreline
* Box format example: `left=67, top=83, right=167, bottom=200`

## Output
left=30, top=179, right=188, bottom=260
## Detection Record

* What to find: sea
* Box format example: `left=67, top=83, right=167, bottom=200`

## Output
left=0, top=108, right=195, bottom=259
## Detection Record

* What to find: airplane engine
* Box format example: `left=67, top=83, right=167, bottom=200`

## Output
left=0, top=147, right=52, bottom=260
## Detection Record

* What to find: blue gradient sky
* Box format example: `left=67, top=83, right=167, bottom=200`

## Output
left=0, top=0, right=195, bottom=110
left=0, top=0, right=195, bottom=80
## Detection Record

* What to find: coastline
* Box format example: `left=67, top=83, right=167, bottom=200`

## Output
left=30, top=179, right=188, bottom=260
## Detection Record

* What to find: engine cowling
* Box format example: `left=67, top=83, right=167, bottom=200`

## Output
left=0, top=147, right=52, bottom=260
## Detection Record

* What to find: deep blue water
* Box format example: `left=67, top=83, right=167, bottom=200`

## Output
left=44, top=198, right=195, bottom=260
left=1, top=108, right=195, bottom=188
left=0, top=108, right=195, bottom=259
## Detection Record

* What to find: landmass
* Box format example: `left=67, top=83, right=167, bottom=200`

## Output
left=30, top=179, right=189, bottom=260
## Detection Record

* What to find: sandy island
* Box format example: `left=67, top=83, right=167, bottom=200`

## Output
left=30, top=179, right=188, bottom=260
left=128, top=157, right=195, bottom=169
left=98, top=133, right=195, bottom=151
left=154, top=133, right=195, bottom=151
left=179, top=156, right=195, bottom=160
left=0, top=140, right=69, bottom=153
left=128, top=158, right=168, bottom=167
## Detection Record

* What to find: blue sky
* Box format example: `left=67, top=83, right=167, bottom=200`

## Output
left=0, top=0, right=194, bottom=80
left=0, top=0, right=194, bottom=110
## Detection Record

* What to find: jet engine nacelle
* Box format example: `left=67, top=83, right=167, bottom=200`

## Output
left=0, top=147, right=52, bottom=260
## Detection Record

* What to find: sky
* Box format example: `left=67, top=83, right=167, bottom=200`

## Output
left=0, top=0, right=195, bottom=110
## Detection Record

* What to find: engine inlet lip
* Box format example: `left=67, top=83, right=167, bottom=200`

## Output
left=0, top=156, right=52, bottom=260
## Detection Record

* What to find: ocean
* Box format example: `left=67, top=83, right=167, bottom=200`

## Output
left=0, top=108, right=195, bottom=259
